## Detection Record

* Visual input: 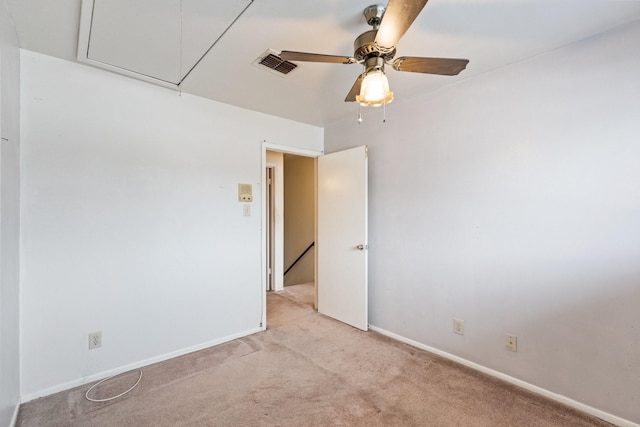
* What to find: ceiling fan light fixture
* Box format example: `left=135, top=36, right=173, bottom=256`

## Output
left=280, top=2, right=469, bottom=107
left=356, top=69, right=394, bottom=107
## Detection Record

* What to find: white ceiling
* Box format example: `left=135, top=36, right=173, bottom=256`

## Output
left=7, top=0, right=640, bottom=127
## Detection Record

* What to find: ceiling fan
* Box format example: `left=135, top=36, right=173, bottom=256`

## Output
left=280, top=0, right=469, bottom=108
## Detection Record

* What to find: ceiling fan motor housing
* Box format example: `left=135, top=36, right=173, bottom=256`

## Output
left=354, top=30, right=396, bottom=63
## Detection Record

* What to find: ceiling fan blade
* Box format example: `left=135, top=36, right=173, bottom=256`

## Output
left=280, top=51, right=356, bottom=64
left=345, top=74, right=364, bottom=102
left=375, top=0, right=429, bottom=49
left=391, top=57, right=469, bottom=75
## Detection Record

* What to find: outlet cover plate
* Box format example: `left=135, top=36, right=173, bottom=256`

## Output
left=453, top=318, right=464, bottom=335
left=505, top=334, right=517, bottom=352
left=89, top=331, right=102, bottom=349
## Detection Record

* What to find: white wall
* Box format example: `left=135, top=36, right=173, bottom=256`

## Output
left=20, top=50, right=322, bottom=399
left=325, top=21, right=640, bottom=424
left=0, top=1, right=21, bottom=424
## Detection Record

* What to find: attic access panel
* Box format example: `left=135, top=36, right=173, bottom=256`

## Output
left=78, top=0, right=252, bottom=87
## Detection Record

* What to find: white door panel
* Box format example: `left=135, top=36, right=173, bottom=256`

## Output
left=317, top=146, right=368, bottom=331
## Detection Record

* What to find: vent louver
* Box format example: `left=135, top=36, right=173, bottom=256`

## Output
left=258, top=53, right=297, bottom=75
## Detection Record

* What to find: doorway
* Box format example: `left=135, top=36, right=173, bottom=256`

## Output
left=261, top=143, right=369, bottom=331
left=282, top=153, right=316, bottom=288
left=261, top=143, right=322, bottom=328
left=265, top=153, right=316, bottom=293
left=265, top=166, right=275, bottom=292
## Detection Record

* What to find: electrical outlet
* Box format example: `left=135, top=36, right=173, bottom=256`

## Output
left=453, top=318, right=464, bottom=335
left=89, top=331, right=102, bottom=350
left=505, top=334, right=517, bottom=352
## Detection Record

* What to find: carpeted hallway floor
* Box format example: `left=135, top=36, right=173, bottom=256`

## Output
left=17, top=283, right=611, bottom=426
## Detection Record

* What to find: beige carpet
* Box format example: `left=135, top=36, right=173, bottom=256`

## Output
left=17, top=284, right=611, bottom=426
left=279, top=281, right=316, bottom=309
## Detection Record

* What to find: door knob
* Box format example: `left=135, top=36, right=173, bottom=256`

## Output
left=356, top=244, right=368, bottom=251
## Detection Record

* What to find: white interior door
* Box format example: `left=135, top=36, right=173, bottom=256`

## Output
left=317, top=146, right=368, bottom=331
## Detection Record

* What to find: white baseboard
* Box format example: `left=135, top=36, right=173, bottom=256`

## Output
left=9, top=400, right=20, bottom=427
left=20, top=327, right=263, bottom=403
left=368, top=325, right=639, bottom=427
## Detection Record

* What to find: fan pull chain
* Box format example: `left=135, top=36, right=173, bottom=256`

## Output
left=383, top=102, right=386, bottom=123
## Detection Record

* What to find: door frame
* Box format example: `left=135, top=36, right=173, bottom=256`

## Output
left=260, top=141, right=323, bottom=330
left=265, top=165, right=275, bottom=292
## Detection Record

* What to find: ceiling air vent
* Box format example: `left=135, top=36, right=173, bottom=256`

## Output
left=254, top=50, right=298, bottom=76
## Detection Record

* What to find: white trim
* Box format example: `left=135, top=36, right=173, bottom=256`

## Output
left=261, top=143, right=268, bottom=329
left=20, top=327, right=262, bottom=403
left=77, top=0, right=179, bottom=90
left=261, top=140, right=322, bottom=329
left=264, top=157, right=284, bottom=292
left=263, top=142, right=323, bottom=158
left=368, top=325, right=639, bottom=427
left=9, top=400, right=20, bottom=427
left=76, top=0, right=92, bottom=59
